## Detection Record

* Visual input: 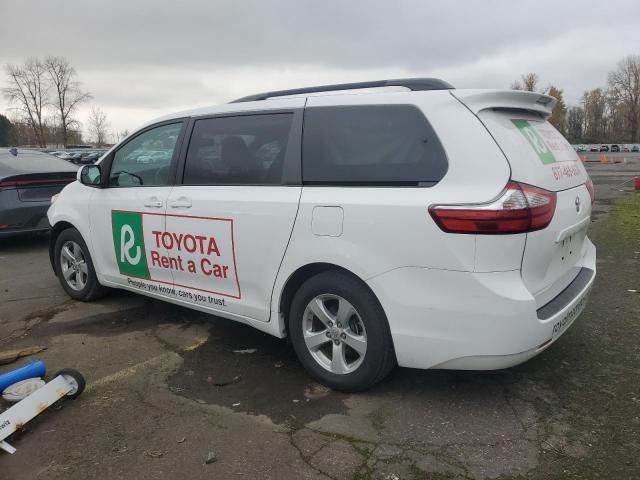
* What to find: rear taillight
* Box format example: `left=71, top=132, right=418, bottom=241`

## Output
left=0, top=179, right=73, bottom=188
left=429, top=181, right=557, bottom=234
left=585, top=176, right=595, bottom=204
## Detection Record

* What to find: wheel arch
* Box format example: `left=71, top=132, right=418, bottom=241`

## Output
left=277, top=262, right=389, bottom=337
left=49, top=221, right=79, bottom=275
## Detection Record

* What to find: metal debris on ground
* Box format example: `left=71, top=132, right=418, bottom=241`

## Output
left=0, top=367, right=86, bottom=454
left=211, top=375, right=241, bottom=387
left=232, top=349, right=257, bottom=354
left=205, top=451, right=218, bottom=464
left=145, top=450, right=164, bottom=458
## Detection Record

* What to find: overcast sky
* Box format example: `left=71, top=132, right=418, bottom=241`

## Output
left=1, top=0, right=639, bottom=142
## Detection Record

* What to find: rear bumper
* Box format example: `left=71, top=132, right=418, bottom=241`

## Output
left=0, top=189, right=53, bottom=237
left=367, top=237, right=596, bottom=370
left=536, top=267, right=594, bottom=320
left=0, top=188, right=55, bottom=237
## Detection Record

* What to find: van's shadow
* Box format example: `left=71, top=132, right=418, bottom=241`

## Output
left=166, top=302, right=540, bottom=425
left=0, top=232, right=49, bottom=253
left=47, top=297, right=547, bottom=427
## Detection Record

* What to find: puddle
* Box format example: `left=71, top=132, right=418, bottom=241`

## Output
left=168, top=318, right=348, bottom=424
left=23, top=294, right=347, bottom=424
left=30, top=296, right=349, bottom=424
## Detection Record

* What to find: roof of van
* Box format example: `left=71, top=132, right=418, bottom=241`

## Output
left=229, top=78, right=454, bottom=103
left=143, top=83, right=556, bottom=128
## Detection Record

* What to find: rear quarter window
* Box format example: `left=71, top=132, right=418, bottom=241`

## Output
left=302, top=105, right=447, bottom=185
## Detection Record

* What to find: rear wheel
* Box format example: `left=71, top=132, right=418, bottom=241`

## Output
left=54, top=228, right=107, bottom=301
left=288, top=271, right=395, bottom=392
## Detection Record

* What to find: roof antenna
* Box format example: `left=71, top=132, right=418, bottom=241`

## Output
left=9, top=147, right=17, bottom=156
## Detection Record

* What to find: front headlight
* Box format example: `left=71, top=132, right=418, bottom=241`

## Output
left=51, top=193, right=60, bottom=204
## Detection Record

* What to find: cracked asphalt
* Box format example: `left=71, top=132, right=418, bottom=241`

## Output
left=0, top=159, right=638, bottom=479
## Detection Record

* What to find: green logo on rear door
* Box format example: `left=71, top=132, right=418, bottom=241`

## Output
left=111, top=211, right=150, bottom=279
left=512, top=119, right=556, bottom=164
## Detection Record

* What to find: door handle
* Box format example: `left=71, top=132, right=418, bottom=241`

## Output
left=144, top=198, right=164, bottom=208
left=168, top=197, right=192, bottom=208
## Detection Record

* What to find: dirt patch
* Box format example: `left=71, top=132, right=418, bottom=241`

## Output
left=23, top=302, right=74, bottom=323
left=169, top=319, right=348, bottom=424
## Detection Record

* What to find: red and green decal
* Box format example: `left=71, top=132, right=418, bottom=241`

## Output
left=512, top=119, right=556, bottom=164
left=112, top=211, right=150, bottom=279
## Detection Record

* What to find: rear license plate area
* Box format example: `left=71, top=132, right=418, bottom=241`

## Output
left=551, top=290, right=589, bottom=338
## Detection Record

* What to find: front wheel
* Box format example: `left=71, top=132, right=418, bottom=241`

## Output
left=288, top=271, right=395, bottom=392
left=54, top=228, right=107, bottom=301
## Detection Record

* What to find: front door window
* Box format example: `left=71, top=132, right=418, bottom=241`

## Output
left=109, top=123, right=182, bottom=187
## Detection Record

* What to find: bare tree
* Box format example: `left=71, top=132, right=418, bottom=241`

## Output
left=44, top=56, right=91, bottom=147
left=605, top=87, right=625, bottom=142
left=116, top=129, right=130, bottom=143
left=566, top=106, right=585, bottom=144
left=546, top=85, right=567, bottom=135
left=0, top=114, right=11, bottom=147
left=511, top=72, right=540, bottom=92
left=582, top=89, right=607, bottom=143
left=88, top=106, right=110, bottom=146
left=2, top=58, right=49, bottom=147
left=608, top=55, right=640, bottom=142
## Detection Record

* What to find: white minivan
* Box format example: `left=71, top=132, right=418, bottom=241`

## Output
left=48, top=79, right=596, bottom=391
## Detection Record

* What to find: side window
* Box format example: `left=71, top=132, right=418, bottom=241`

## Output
left=302, top=105, right=448, bottom=185
left=183, top=114, right=293, bottom=185
left=109, top=123, right=182, bottom=187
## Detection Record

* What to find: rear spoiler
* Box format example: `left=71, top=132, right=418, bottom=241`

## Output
left=450, top=90, right=557, bottom=119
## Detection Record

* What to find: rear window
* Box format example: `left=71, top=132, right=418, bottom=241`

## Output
left=477, top=110, right=586, bottom=192
left=302, top=105, right=447, bottom=185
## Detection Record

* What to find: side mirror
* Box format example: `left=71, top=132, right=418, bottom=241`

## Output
left=78, top=164, right=102, bottom=187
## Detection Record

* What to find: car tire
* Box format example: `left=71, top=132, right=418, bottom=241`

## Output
left=54, top=228, right=108, bottom=301
left=288, top=271, right=396, bottom=392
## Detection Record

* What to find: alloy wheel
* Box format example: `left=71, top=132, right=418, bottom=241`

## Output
left=302, top=294, right=367, bottom=374
left=60, top=241, right=88, bottom=291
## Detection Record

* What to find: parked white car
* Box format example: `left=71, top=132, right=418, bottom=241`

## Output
left=53, top=151, right=74, bottom=161
left=47, top=79, right=596, bottom=391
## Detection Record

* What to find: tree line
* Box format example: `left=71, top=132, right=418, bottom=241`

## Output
left=512, top=54, right=640, bottom=145
left=1, top=56, right=113, bottom=148
left=4, top=54, right=639, bottom=149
